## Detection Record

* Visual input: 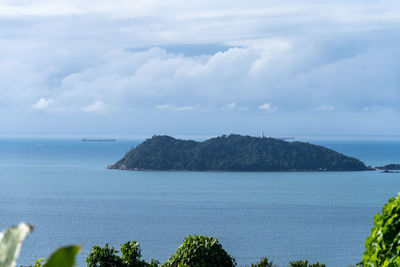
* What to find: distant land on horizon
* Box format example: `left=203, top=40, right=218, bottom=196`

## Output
left=375, top=164, right=400, bottom=170
left=108, top=134, right=370, bottom=172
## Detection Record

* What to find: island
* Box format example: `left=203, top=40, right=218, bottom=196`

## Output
left=108, top=134, right=369, bottom=172
left=375, top=164, right=400, bottom=170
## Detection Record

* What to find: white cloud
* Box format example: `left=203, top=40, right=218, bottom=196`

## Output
left=363, top=105, right=394, bottom=112
left=155, top=104, right=199, bottom=111
left=2, top=39, right=400, bottom=117
left=0, top=1, right=400, bottom=134
left=155, top=104, right=171, bottom=110
left=0, top=3, right=85, bottom=16
left=313, top=105, right=334, bottom=111
left=32, top=98, right=53, bottom=110
left=176, top=105, right=199, bottom=111
left=6, top=40, right=398, bottom=116
left=224, top=102, right=236, bottom=109
left=258, top=103, right=277, bottom=112
left=81, top=100, right=105, bottom=112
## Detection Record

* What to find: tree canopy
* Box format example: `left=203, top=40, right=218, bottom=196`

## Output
left=164, top=235, right=236, bottom=267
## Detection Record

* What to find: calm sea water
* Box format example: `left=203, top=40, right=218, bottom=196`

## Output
left=0, top=136, right=399, bottom=267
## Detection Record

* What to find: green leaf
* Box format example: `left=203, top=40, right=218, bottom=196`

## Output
left=0, top=222, right=33, bottom=267
left=362, top=192, right=400, bottom=266
left=46, top=245, right=81, bottom=267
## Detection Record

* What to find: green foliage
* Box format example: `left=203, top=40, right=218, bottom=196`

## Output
left=0, top=222, right=80, bottom=267
left=249, top=257, right=277, bottom=267
left=46, top=246, right=81, bottom=267
left=288, top=260, right=326, bottom=267
left=0, top=222, right=33, bottom=267
left=164, top=234, right=236, bottom=267
left=121, top=241, right=157, bottom=267
left=112, top=134, right=368, bottom=171
left=32, top=258, right=46, bottom=267
left=86, top=244, right=123, bottom=267
left=121, top=241, right=142, bottom=267
left=289, top=261, right=308, bottom=267
left=22, top=246, right=81, bottom=267
left=86, top=242, right=158, bottom=267
left=147, top=259, right=160, bottom=267
left=362, top=193, right=400, bottom=266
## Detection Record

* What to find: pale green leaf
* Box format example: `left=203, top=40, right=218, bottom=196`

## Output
left=0, top=222, right=33, bottom=267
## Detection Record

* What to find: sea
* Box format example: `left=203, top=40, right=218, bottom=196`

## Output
left=0, top=135, right=399, bottom=267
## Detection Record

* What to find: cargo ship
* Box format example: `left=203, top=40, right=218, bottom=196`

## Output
left=82, top=138, right=116, bottom=142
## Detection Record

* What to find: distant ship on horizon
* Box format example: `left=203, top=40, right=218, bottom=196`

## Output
left=82, top=137, right=116, bottom=142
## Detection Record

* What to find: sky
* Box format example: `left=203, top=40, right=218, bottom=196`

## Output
left=1, top=0, right=400, bottom=137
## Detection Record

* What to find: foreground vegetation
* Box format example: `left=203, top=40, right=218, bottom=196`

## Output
left=2, top=193, right=400, bottom=267
left=109, top=134, right=368, bottom=171
left=23, top=236, right=326, bottom=267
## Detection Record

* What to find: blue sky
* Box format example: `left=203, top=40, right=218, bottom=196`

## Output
left=1, top=0, right=399, bottom=136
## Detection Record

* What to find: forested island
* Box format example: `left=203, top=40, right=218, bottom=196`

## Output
left=108, top=134, right=369, bottom=171
left=375, top=164, right=400, bottom=170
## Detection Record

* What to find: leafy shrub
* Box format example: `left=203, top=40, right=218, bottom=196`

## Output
left=308, top=263, right=325, bottom=267
left=86, top=242, right=158, bottom=267
left=121, top=241, right=159, bottom=267
left=164, top=235, right=236, bottom=267
left=121, top=241, right=142, bottom=267
left=289, top=260, right=325, bottom=267
left=248, top=257, right=277, bottom=267
left=86, top=244, right=123, bottom=267
left=362, top=193, right=400, bottom=266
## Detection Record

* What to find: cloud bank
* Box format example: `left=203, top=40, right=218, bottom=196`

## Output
left=0, top=0, right=399, bottom=135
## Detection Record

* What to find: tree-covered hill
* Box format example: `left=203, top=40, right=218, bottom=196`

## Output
left=375, top=164, right=400, bottom=170
left=109, top=134, right=369, bottom=171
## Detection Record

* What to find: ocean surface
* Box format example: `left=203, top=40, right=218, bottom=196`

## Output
left=0, top=136, right=399, bottom=266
